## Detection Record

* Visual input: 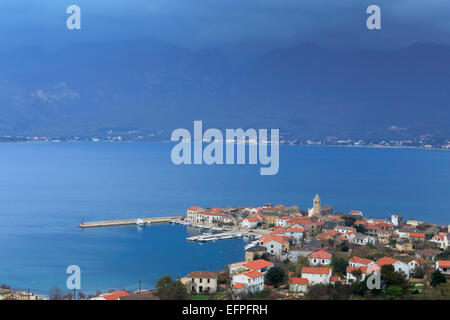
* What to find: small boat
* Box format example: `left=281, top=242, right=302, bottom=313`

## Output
left=146, top=221, right=152, bottom=225
left=136, top=219, right=145, bottom=226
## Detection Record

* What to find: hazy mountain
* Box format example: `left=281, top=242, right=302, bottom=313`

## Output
left=0, top=39, right=448, bottom=140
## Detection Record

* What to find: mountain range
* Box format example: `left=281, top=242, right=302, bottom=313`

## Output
left=0, top=39, right=449, bottom=140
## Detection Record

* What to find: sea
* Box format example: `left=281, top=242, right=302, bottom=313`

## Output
left=0, top=142, right=448, bottom=295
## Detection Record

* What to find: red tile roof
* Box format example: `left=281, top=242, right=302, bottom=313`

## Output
left=242, top=270, right=264, bottom=279
left=437, top=260, right=450, bottom=268
left=376, top=256, right=398, bottom=266
left=289, top=277, right=308, bottom=285
left=309, top=250, right=332, bottom=259
left=187, top=271, right=217, bottom=279
left=233, top=282, right=245, bottom=289
left=409, top=232, right=425, bottom=238
left=101, top=290, right=129, bottom=300
left=346, top=266, right=369, bottom=274
left=301, top=267, right=331, bottom=275
left=244, top=259, right=273, bottom=270
left=330, top=275, right=340, bottom=282
left=188, top=206, right=202, bottom=211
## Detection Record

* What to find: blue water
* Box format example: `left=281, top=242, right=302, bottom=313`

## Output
left=0, top=142, right=448, bottom=294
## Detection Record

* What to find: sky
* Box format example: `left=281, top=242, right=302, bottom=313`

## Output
left=1, top=0, right=450, bottom=53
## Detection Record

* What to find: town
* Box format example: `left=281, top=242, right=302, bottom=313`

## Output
left=1, top=194, right=448, bottom=300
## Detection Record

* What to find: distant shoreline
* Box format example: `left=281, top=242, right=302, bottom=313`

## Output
left=0, top=139, right=448, bottom=151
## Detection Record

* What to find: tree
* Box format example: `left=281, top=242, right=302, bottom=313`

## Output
left=77, top=291, right=86, bottom=300
left=265, top=266, right=287, bottom=287
left=411, top=266, right=426, bottom=279
left=156, top=275, right=174, bottom=290
left=156, top=275, right=188, bottom=300
left=49, top=286, right=63, bottom=300
left=355, top=224, right=365, bottom=234
left=351, top=269, right=363, bottom=282
left=331, top=257, right=348, bottom=275
left=380, top=265, right=411, bottom=294
left=430, top=270, right=447, bottom=287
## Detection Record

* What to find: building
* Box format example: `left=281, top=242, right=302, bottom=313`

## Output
left=346, top=266, right=378, bottom=284
left=409, top=232, right=425, bottom=243
left=90, top=290, right=130, bottom=300
left=185, top=271, right=218, bottom=294
left=406, top=220, right=419, bottom=227
left=396, top=239, right=414, bottom=252
left=334, top=226, right=356, bottom=234
left=351, top=233, right=376, bottom=246
left=276, top=216, right=290, bottom=227
left=429, top=233, right=449, bottom=250
left=308, top=250, right=332, bottom=266
left=348, top=256, right=375, bottom=268
left=301, top=267, right=332, bottom=285
left=436, top=260, right=450, bottom=275
left=244, top=259, right=274, bottom=274
left=289, top=277, right=308, bottom=293
left=313, top=194, right=321, bottom=216
left=391, top=214, right=401, bottom=226
left=232, top=270, right=265, bottom=293
left=376, top=257, right=410, bottom=278
left=281, top=227, right=304, bottom=243
left=259, top=233, right=289, bottom=257
left=408, top=259, right=424, bottom=274
left=245, top=246, right=267, bottom=262
left=186, top=206, right=204, bottom=221
left=241, top=216, right=261, bottom=229
left=377, top=230, right=393, bottom=244
left=351, top=210, right=363, bottom=217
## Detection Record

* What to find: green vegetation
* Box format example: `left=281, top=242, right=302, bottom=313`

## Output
left=155, top=275, right=188, bottom=300
left=331, top=256, right=348, bottom=275
left=265, top=266, right=287, bottom=287
left=430, top=270, right=447, bottom=287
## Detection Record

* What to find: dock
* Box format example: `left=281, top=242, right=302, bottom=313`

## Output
left=78, top=216, right=184, bottom=228
left=186, top=231, right=248, bottom=242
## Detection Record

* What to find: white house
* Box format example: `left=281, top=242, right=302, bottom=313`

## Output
left=259, top=233, right=288, bottom=258
left=430, top=233, right=449, bottom=250
left=276, top=216, right=290, bottom=227
left=348, top=256, right=375, bottom=268
left=350, top=233, right=376, bottom=246
left=301, top=267, right=332, bottom=285
left=232, top=270, right=265, bottom=293
left=334, top=226, right=356, bottom=234
left=376, top=257, right=410, bottom=278
left=187, top=206, right=204, bottom=221
left=244, top=259, right=274, bottom=274
left=391, top=214, right=400, bottom=226
left=346, top=266, right=378, bottom=284
left=228, top=261, right=248, bottom=275
left=408, top=259, right=424, bottom=274
left=308, top=250, right=332, bottom=266
left=241, top=216, right=261, bottom=229
left=289, top=277, right=308, bottom=293
left=436, top=260, right=450, bottom=275
left=185, top=271, right=218, bottom=294
left=281, top=227, right=304, bottom=243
